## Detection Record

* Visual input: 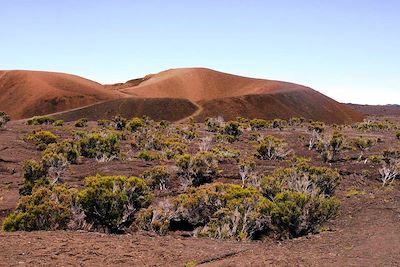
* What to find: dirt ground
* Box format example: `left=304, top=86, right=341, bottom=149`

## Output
left=1, top=120, right=400, bottom=266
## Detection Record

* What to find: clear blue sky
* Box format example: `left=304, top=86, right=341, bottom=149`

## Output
left=1, top=0, right=399, bottom=104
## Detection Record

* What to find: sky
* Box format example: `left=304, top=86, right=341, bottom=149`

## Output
left=1, top=0, right=399, bottom=104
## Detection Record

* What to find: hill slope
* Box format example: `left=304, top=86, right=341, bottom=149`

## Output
left=0, top=70, right=124, bottom=119
left=117, top=68, right=363, bottom=123
left=0, top=68, right=364, bottom=123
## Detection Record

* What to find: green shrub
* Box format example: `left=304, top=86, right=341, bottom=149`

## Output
left=397, top=131, right=400, bottom=140
left=79, top=132, right=120, bottom=160
left=53, top=120, right=64, bottom=127
left=352, top=136, right=375, bottom=160
left=19, top=160, right=49, bottom=196
left=112, top=115, right=127, bottom=131
left=3, top=185, right=76, bottom=231
left=256, top=135, right=291, bottom=160
left=137, top=150, right=161, bottom=161
left=308, top=121, right=325, bottom=133
left=126, top=117, right=145, bottom=132
left=262, top=164, right=341, bottom=198
left=172, top=183, right=269, bottom=240
left=176, top=152, right=219, bottom=187
left=74, top=118, right=88, bottom=128
left=43, top=140, right=80, bottom=164
left=219, top=121, right=242, bottom=142
left=268, top=191, right=340, bottom=238
left=0, top=111, right=11, bottom=128
left=27, top=116, right=55, bottom=125
left=135, top=207, right=171, bottom=235
left=316, top=131, right=344, bottom=162
left=26, top=130, right=58, bottom=150
left=97, top=119, right=112, bottom=128
left=205, top=117, right=224, bottom=132
left=250, top=119, right=268, bottom=130
left=77, top=175, right=152, bottom=233
left=141, top=166, right=170, bottom=190
left=271, top=119, right=287, bottom=130
left=211, top=144, right=240, bottom=162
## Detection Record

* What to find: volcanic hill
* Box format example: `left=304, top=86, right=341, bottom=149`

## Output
left=0, top=68, right=363, bottom=123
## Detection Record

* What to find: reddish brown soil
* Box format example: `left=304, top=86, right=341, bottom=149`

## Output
left=0, top=70, right=125, bottom=119
left=52, top=98, right=199, bottom=122
left=0, top=119, right=399, bottom=266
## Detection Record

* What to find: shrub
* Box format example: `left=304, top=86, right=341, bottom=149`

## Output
left=250, top=119, right=268, bottom=130
left=141, top=166, right=170, bottom=190
left=135, top=206, right=171, bottom=235
left=79, top=132, right=120, bottom=160
left=19, top=160, right=49, bottom=196
left=271, top=119, right=286, bottom=130
left=256, top=135, right=292, bottom=160
left=26, top=130, right=58, bottom=150
left=262, top=164, right=341, bottom=198
left=238, top=158, right=258, bottom=188
left=397, top=131, right=400, bottom=140
left=43, top=140, right=80, bottom=164
left=74, top=118, right=88, bottom=128
left=353, top=137, right=375, bottom=160
left=219, top=121, right=242, bottom=142
left=176, top=152, right=219, bottom=187
left=137, top=150, right=161, bottom=161
left=3, top=185, right=77, bottom=231
left=172, top=183, right=270, bottom=240
left=97, top=119, right=112, bottom=128
left=126, top=117, right=145, bottom=132
left=27, top=116, right=55, bottom=125
left=112, top=115, right=127, bottom=131
left=267, top=191, right=340, bottom=238
left=205, top=117, right=224, bottom=132
left=42, top=152, right=69, bottom=184
left=77, top=175, right=152, bottom=233
left=0, top=111, right=11, bottom=129
left=53, top=120, right=64, bottom=127
left=316, top=131, right=344, bottom=162
left=308, top=121, right=325, bottom=134
left=211, top=144, right=240, bottom=162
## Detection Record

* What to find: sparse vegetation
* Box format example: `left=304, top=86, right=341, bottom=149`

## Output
left=256, top=135, right=292, bottom=160
left=26, top=130, right=58, bottom=150
left=27, top=116, right=55, bottom=125
left=0, top=111, right=11, bottom=129
left=74, top=118, right=88, bottom=128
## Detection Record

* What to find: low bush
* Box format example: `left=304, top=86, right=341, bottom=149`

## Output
left=219, top=121, right=242, bottom=142
left=112, top=115, right=127, bottom=131
left=262, top=164, right=341, bottom=198
left=0, top=111, right=11, bottom=129
left=19, top=160, right=49, bottom=196
left=27, top=116, right=55, bottom=125
left=26, top=130, right=58, bottom=150
left=172, top=183, right=270, bottom=240
left=250, top=119, right=269, bottom=130
left=256, top=135, right=292, bottom=160
left=137, top=150, right=161, bottom=161
left=74, top=118, right=88, bottom=128
left=3, top=185, right=77, bottom=231
left=211, top=144, right=240, bottom=162
left=126, top=117, right=145, bottom=132
left=205, top=117, right=224, bottom=132
left=176, top=152, right=219, bottom=187
left=53, top=119, right=64, bottom=127
left=43, top=140, right=80, bottom=164
left=79, top=132, right=120, bottom=160
left=141, top=166, right=170, bottom=190
left=267, top=191, right=340, bottom=238
left=97, top=119, right=112, bottom=128
left=396, top=131, right=400, bottom=140
left=77, top=175, right=152, bottom=233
